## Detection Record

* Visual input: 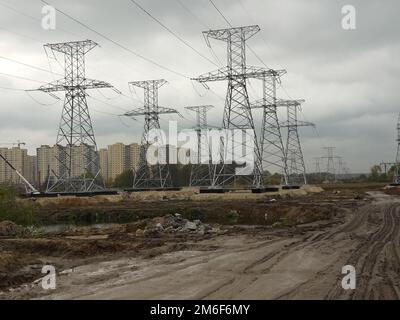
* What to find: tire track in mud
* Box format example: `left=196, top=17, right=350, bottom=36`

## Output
left=232, top=201, right=400, bottom=300
left=326, top=203, right=400, bottom=300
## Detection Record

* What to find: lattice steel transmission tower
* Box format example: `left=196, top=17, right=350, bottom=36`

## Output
left=322, top=147, right=339, bottom=182
left=192, top=25, right=268, bottom=189
left=394, top=112, right=400, bottom=184
left=185, top=105, right=214, bottom=186
left=279, top=99, right=314, bottom=185
left=36, top=40, right=114, bottom=193
left=314, top=157, right=321, bottom=176
left=250, top=70, right=289, bottom=185
left=124, top=80, right=177, bottom=189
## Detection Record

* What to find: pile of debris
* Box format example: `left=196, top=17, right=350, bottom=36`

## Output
left=0, top=221, right=27, bottom=238
left=135, top=214, right=223, bottom=237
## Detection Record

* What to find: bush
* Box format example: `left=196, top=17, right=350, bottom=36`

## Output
left=0, top=185, right=38, bottom=226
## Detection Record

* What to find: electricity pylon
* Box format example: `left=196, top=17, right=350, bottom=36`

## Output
left=250, top=69, right=288, bottom=185
left=314, top=157, right=321, bottom=176
left=279, top=99, right=314, bottom=185
left=322, top=147, right=339, bottom=182
left=185, top=105, right=214, bottom=186
left=36, top=40, right=114, bottom=193
left=124, top=80, right=177, bottom=189
left=394, top=112, right=400, bottom=184
left=192, top=25, right=269, bottom=189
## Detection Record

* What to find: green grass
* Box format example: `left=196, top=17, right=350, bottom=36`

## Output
left=318, top=182, right=387, bottom=191
left=0, top=185, right=39, bottom=226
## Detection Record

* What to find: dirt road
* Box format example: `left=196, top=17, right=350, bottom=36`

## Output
left=5, top=191, right=400, bottom=300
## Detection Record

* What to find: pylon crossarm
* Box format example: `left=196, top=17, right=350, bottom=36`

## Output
left=38, top=79, right=113, bottom=93
left=244, top=66, right=286, bottom=79
left=45, top=39, right=98, bottom=54
left=192, top=67, right=286, bottom=83
left=281, top=121, right=315, bottom=128
left=191, top=67, right=229, bottom=82
left=129, top=79, right=167, bottom=89
left=203, top=25, right=260, bottom=41
left=124, top=106, right=177, bottom=117
left=249, top=98, right=267, bottom=109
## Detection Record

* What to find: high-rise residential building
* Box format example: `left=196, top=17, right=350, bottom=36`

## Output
left=97, top=143, right=141, bottom=183
left=127, top=143, right=140, bottom=171
left=36, top=145, right=63, bottom=186
left=25, top=155, right=37, bottom=186
left=37, top=144, right=98, bottom=187
left=99, top=148, right=109, bottom=181
left=69, top=144, right=97, bottom=178
left=1, top=142, right=142, bottom=187
left=0, top=147, right=12, bottom=183
left=107, top=143, right=127, bottom=181
left=0, top=146, right=36, bottom=186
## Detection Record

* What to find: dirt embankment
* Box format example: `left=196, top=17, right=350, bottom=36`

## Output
left=18, top=186, right=330, bottom=226
left=0, top=188, right=348, bottom=293
left=1, top=184, right=378, bottom=299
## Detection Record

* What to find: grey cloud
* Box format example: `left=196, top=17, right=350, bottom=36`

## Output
left=0, top=0, right=399, bottom=173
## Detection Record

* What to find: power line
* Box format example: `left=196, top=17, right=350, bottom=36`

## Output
left=175, top=0, right=223, bottom=67
left=87, top=94, right=132, bottom=113
left=0, top=55, right=63, bottom=76
left=0, top=26, right=43, bottom=43
left=128, top=0, right=218, bottom=67
left=0, top=85, right=25, bottom=92
left=209, top=0, right=232, bottom=27
left=0, top=10, right=144, bottom=109
left=175, top=0, right=208, bottom=29
left=41, top=0, right=190, bottom=79
left=0, top=0, right=82, bottom=39
left=0, top=72, right=47, bottom=84
left=208, top=0, right=270, bottom=70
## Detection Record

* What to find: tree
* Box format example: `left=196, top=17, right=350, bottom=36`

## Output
left=113, top=170, right=134, bottom=188
left=369, top=165, right=382, bottom=181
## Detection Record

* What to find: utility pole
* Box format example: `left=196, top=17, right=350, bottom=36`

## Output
left=124, top=79, right=178, bottom=189
left=35, top=40, right=115, bottom=193
left=250, top=69, right=288, bottom=185
left=185, top=105, right=214, bottom=186
left=192, top=25, right=271, bottom=189
left=279, top=99, right=314, bottom=185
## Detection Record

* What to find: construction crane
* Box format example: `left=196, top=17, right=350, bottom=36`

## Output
left=0, top=140, right=26, bottom=148
left=0, top=153, right=39, bottom=195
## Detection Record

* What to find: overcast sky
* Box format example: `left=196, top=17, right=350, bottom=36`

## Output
left=0, top=0, right=399, bottom=173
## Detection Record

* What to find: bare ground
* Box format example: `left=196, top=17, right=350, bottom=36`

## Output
left=2, top=187, right=400, bottom=300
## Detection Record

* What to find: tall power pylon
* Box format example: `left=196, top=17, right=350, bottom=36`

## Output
left=279, top=99, right=314, bottom=185
left=185, top=105, right=214, bottom=186
left=394, top=112, right=400, bottom=184
left=36, top=40, right=114, bottom=193
left=322, top=147, right=339, bottom=182
left=192, top=25, right=267, bottom=189
left=250, top=69, right=288, bottom=185
left=314, top=157, right=321, bottom=176
left=124, top=80, right=177, bottom=189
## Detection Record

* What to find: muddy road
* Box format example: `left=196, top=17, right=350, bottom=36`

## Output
left=3, top=190, right=400, bottom=299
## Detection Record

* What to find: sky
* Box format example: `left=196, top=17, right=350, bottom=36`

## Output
left=0, top=0, right=399, bottom=173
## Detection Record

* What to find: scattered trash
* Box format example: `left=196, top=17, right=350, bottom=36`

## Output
left=135, top=214, right=222, bottom=237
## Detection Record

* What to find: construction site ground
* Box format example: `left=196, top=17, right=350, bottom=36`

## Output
left=1, top=182, right=400, bottom=300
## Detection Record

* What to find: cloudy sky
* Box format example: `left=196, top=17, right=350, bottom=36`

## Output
left=0, top=0, right=399, bottom=173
